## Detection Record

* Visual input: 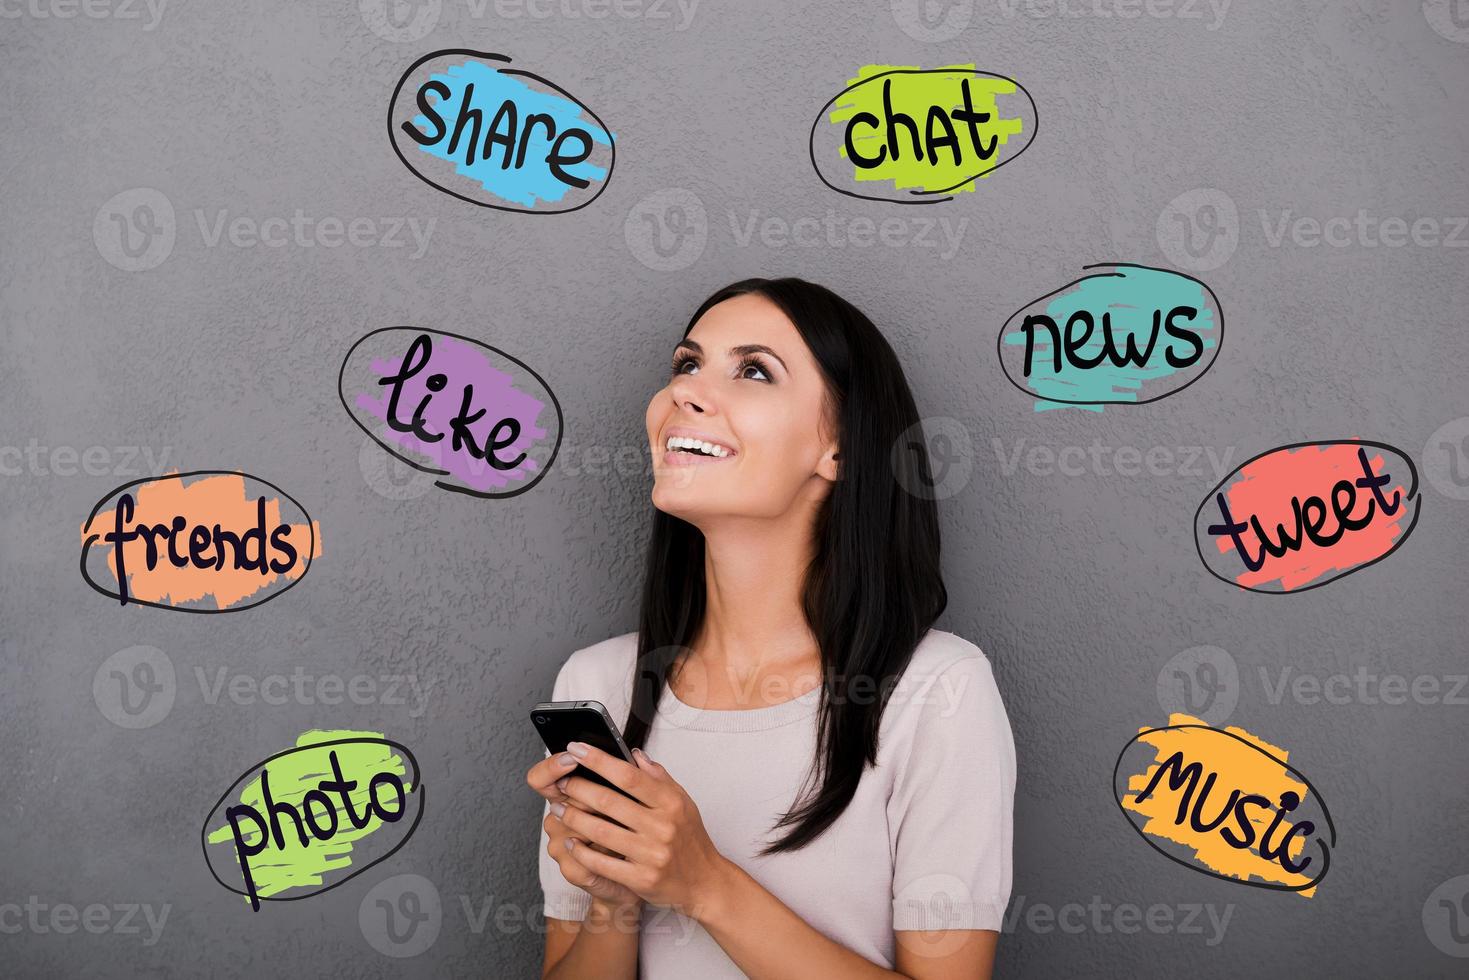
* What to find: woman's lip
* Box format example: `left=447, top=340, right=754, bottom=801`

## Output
left=661, top=449, right=737, bottom=466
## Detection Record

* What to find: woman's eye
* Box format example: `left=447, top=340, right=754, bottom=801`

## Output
left=670, top=355, right=698, bottom=376
left=739, top=358, right=772, bottom=382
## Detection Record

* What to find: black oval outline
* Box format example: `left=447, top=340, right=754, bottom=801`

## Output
left=199, top=736, right=425, bottom=905
left=338, top=326, right=564, bottom=500
left=807, top=67, right=1038, bottom=205
left=388, top=49, right=616, bottom=214
left=995, top=262, right=1225, bottom=406
left=1192, top=438, right=1423, bottom=595
left=1111, top=722, right=1337, bottom=893
left=79, top=469, right=316, bottom=614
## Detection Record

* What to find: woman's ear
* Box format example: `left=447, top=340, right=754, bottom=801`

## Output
left=817, top=445, right=841, bottom=482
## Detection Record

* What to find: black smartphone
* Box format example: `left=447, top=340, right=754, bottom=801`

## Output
left=530, top=699, right=640, bottom=800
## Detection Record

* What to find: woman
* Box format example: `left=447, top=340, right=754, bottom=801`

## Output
left=526, top=277, right=1015, bottom=978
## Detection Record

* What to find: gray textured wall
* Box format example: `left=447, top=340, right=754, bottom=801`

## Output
left=4, top=0, right=1468, bottom=976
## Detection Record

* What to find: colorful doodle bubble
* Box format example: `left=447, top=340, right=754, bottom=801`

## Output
left=339, top=327, right=563, bottom=499
left=998, top=263, right=1223, bottom=411
left=810, top=64, right=1036, bottom=204
left=1113, top=714, right=1336, bottom=896
left=79, top=470, right=320, bottom=612
left=1194, top=440, right=1422, bottom=594
left=201, top=731, right=424, bottom=911
left=389, top=49, right=615, bottom=213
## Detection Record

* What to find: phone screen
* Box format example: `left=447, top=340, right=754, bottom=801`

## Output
left=532, top=704, right=638, bottom=799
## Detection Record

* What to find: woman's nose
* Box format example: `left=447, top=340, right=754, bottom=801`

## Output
left=670, top=376, right=709, bottom=414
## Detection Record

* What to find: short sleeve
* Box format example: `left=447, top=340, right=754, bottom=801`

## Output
left=888, top=652, right=1015, bottom=932
left=537, top=655, right=593, bottom=922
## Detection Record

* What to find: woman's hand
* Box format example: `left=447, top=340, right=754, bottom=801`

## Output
left=527, top=750, right=643, bottom=912
left=553, top=742, right=735, bottom=919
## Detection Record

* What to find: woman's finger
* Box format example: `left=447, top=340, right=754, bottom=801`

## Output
left=525, top=751, right=581, bottom=800
left=563, top=742, right=666, bottom=808
left=557, top=774, right=654, bottom=834
left=553, top=800, right=649, bottom=863
left=562, top=837, right=645, bottom=894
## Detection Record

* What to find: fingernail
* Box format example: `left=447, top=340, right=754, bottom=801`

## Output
left=563, top=837, right=575, bottom=851
left=550, top=802, right=565, bottom=819
left=635, top=747, right=653, bottom=764
left=556, top=752, right=576, bottom=767
left=555, top=778, right=569, bottom=792
left=566, top=741, right=589, bottom=758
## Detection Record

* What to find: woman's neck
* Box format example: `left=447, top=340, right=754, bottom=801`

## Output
left=680, top=512, right=825, bottom=708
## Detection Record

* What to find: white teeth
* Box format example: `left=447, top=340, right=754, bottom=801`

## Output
left=666, top=436, right=732, bottom=458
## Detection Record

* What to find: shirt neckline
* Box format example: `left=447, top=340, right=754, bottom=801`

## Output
left=654, top=678, right=823, bottom=733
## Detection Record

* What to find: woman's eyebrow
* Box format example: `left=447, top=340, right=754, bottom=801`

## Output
left=675, top=339, right=788, bottom=373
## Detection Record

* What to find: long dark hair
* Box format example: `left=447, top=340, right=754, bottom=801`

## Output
left=621, top=277, right=948, bottom=855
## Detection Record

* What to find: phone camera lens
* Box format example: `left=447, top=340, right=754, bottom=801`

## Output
left=534, top=716, right=547, bottom=725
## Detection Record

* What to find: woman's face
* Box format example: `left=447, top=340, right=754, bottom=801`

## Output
left=645, top=292, right=840, bottom=524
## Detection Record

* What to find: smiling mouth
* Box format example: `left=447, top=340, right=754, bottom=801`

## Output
left=662, top=435, right=737, bottom=466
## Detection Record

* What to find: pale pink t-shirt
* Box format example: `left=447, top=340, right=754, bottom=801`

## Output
left=536, top=628, right=1016, bottom=977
